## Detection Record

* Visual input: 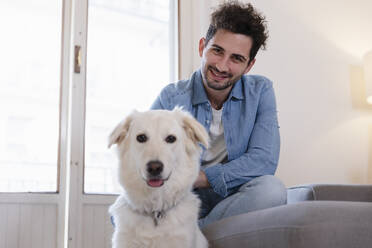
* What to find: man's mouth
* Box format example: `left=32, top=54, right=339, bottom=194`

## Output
left=208, top=66, right=231, bottom=80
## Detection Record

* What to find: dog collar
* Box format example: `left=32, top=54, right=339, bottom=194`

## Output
left=151, top=211, right=165, bottom=226
left=127, top=193, right=187, bottom=227
left=130, top=207, right=167, bottom=227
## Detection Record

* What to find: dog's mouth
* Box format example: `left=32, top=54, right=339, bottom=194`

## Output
left=145, top=172, right=172, bottom=188
left=147, top=179, right=165, bottom=187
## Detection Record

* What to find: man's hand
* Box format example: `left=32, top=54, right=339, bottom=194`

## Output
left=193, top=171, right=210, bottom=189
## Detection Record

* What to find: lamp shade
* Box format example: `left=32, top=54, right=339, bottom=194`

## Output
left=364, top=50, right=372, bottom=104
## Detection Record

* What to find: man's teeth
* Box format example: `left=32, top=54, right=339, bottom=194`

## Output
left=211, top=68, right=228, bottom=78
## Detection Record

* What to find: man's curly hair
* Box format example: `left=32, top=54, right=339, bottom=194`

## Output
left=205, top=1, right=268, bottom=63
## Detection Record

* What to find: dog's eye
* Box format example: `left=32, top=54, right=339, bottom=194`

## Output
left=165, top=135, right=176, bottom=143
left=136, top=134, right=147, bottom=143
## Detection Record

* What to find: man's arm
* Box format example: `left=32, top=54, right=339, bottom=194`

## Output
left=203, top=84, right=280, bottom=197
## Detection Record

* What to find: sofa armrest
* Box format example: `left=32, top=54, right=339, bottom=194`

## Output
left=287, top=184, right=372, bottom=204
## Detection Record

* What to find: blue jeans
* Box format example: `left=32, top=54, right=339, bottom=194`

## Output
left=195, top=175, right=287, bottom=228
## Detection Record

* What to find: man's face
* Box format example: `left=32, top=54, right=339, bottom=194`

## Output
left=199, top=29, right=255, bottom=92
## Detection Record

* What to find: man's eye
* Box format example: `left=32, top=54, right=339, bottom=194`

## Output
left=212, top=48, right=222, bottom=54
left=165, top=135, right=177, bottom=143
left=136, top=134, right=147, bottom=143
left=232, top=56, right=244, bottom=63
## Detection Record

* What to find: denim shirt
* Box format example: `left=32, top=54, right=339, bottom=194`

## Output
left=151, top=69, right=280, bottom=197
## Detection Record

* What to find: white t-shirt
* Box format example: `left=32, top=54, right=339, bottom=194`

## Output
left=201, top=107, right=228, bottom=168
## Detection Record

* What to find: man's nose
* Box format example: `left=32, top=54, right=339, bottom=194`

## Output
left=215, top=56, right=229, bottom=72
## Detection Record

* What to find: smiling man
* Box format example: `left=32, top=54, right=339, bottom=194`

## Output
left=151, top=1, right=287, bottom=228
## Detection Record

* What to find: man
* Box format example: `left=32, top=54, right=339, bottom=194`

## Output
left=151, top=2, right=287, bottom=228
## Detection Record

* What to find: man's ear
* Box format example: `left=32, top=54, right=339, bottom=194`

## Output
left=108, top=112, right=137, bottom=148
left=199, top=38, right=206, bottom=57
left=174, top=108, right=209, bottom=149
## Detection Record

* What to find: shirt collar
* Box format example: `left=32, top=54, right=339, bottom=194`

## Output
left=191, top=69, right=244, bottom=105
left=229, top=77, right=244, bottom=101
left=191, top=70, right=209, bottom=105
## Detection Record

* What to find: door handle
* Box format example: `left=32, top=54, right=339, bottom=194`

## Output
left=74, top=45, right=81, bottom=73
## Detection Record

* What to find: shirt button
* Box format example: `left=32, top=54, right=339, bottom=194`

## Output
left=206, top=120, right=210, bottom=124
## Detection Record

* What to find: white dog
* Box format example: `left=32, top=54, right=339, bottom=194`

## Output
left=108, top=108, right=209, bottom=248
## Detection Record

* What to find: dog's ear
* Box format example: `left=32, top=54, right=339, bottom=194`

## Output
left=174, top=108, right=209, bottom=149
left=108, top=112, right=136, bottom=148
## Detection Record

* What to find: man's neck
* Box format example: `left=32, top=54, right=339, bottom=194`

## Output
left=204, top=86, right=231, bottom=110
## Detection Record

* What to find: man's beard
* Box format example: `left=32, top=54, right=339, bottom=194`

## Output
left=203, top=65, right=240, bottom=91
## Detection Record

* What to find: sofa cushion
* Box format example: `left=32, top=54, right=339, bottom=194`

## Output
left=202, top=201, right=372, bottom=248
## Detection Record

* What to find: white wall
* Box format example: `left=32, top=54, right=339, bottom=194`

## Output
left=181, top=0, right=372, bottom=187
left=178, top=0, right=219, bottom=78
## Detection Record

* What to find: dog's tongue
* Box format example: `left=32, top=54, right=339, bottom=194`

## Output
left=148, top=179, right=164, bottom=187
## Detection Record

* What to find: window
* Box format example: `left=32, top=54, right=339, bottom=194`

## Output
left=0, top=0, right=177, bottom=246
left=84, top=0, right=176, bottom=194
left=0, top=0, right=62, bottom=192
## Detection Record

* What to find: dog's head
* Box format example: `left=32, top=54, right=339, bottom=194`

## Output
left=108, top=109, right=209, bottom=192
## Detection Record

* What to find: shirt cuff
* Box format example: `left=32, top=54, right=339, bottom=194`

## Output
left=203, top=164, right=227, bottom=197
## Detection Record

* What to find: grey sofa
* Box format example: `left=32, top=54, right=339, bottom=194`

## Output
left=202, top=184, right=372, bottom=248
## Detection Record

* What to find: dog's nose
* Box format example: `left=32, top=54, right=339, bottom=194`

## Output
left=146, top=161, right=163, bottom=176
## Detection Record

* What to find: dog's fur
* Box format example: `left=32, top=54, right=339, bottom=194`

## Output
left=108, top=109, right=209, bottom=248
